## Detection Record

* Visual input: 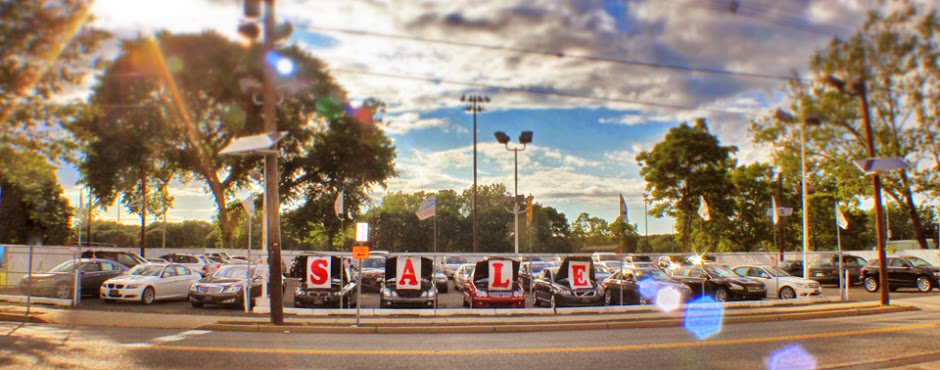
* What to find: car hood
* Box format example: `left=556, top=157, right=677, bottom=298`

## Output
left=713, top=276, right=763, bottom=286
left=197, top=277, right=248, bottom=285
left=776, top=276, right=818, bottom=285
left=105, top=275, right=156, bottom=284
left=21, top=273, right=61, bottom=280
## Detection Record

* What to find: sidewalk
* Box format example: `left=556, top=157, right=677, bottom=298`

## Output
left=2, top=296, right=933, bottom=334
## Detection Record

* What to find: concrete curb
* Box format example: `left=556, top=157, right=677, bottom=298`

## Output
left=195, top=304, right=915, bottom=334
left=0, top=312, right=48, bottom=324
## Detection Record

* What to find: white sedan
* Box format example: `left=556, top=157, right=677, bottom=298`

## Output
left=100, top=263, right=201, bottom=304
left=732, top=265, right=822, bottom=299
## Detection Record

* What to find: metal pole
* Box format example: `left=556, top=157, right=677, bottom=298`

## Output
left=162, top=207, right=167, bottom=249
left=245, top=214, right=252, bottom=313
left=262, top=0, right=285, bottom=324
left=472, top=102, right=478, bottom=254
left=26, top=244, right=33, bottom=315
left=513, top=149, right=519, bottom=255
left=853, top=80, right=889, bottom=305
left=836, top=203, right=844, bottom=302
left=72, top=249, right=79, bottom=307
left=644, top=195, right=649, bottom=252
left=141, top=175, right=147, bottom=257
left=355, top=258, right=362, bottom=326
left=800, top=122, right=810, bottom=279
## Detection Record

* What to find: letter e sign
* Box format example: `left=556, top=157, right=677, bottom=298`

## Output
left=488, top=260, right=513, bottom=291
left=569, top=261, right=591, bottom=289
left=307, top=257, right=331, bottom=289
left=397, top=257, right=421, bottom=290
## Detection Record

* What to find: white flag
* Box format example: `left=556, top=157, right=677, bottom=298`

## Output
left=771, top=196, right=779, bottom=225
left=241, top=194, right=255, bottom=215
left=334, top=191, right=344, bottom=220
left=698, top=195, right=710, bottom=221
left=836, top=205, right=849, bottom=230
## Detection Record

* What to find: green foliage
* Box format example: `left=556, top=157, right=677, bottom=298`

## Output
left=74, top=220, right=215, bottom=249
left=0, top=147, right=73, bottom=244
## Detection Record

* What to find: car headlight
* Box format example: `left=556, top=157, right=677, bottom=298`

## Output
left=223, top=285, right=242, bottom=293
left=793, top=283, right=808, bottom=289
left=512, top=290, right=524, bottom=297
left=191, top=285, right=200, bottom=292
left=295, top=288, right=303, bottom=295
left=421, top=290, right=436, bottom=298
left=933, top=272, right=939, bottom=277
left=729, top=283, right=744, bottom=290
left=559, top=289, right=573, bottom=296
left=474, top=290, right=488, bottom=297
left=126, top=284, right=140, bottom=289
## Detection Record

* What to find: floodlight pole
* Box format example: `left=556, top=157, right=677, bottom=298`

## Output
left=462, top=95, right=488, bottom=253
left=262, top=0, right=285, bottom=324
left=800, top=121, right=809, bottom=279
left=496, top=131, right=531, bottom=255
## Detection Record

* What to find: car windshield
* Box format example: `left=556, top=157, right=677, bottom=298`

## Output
left=634, top=269, right=671, bottom=281
left=767, top=267, right=791, bottom=277
left=128, top=265, right=163, bottom=277
left=704, top=265, right=740, bottom=278
left=445, top=256, right=468, bottom=264
left=595, top=265, right=610, bottom=273
left=49, top=261, right=77, bottom=273
left=531, top=262, right=554, bottom=273
left=362, top=258, right=386, bottom=269
left=903, top=256, right=932, bottom=267
left=211, top=265, right=258, bottom=279
left=810, top=257, right=836, bottom=267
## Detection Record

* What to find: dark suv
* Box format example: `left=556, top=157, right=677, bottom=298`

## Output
left=80, top=250, right=148, bottom=268
left=860, top=256, right=939, bottom=293
left=807, top=254, right=867, bottom=285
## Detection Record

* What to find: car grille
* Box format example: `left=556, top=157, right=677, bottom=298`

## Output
left=488, top=291, right=514, bottom=297
left=574, top=291, right=596, bottom=297
left=103, top=283, right=125, bottom=289
left=807, top=282, right=820, bottom=289
left=198, top=286, right=223, bottom=294
left=306, top=291, right=333, bottom=298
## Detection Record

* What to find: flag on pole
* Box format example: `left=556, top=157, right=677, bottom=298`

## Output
left=619, top=193, right=628, bottom=223
left=416, top=195, right=436, bottom=221
left=771, top=196, right=780, bottom=225
left=836, top=205, right=849, bottom=229
left=334, top=191, right=344, bottom=220
left=241, top=194, right=255, bottom=215
left=525, top=194, right=534, bottom=226
left=698, top=195, right=710, bottom=221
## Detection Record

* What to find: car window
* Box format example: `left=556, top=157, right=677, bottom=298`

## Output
left=733, top=267, right=748, bottom=276
left=175, top=266, right=191, bottom=276
left=888, top=258, right=908, bottom=267
left=688, top=268, right=703, bottom=278
left=162, top=267, right=178, bottom=278
left=100, top=262, right=117, bottom=271
left=116, top=255, right=135, bottom=266
left=81, top=262, right=101, bottom=272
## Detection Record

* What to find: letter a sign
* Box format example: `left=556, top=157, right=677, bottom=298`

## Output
left=307, top=257, right=331, bottom=289
left=488, top=260, right=513, bottom=291
left=397, top=257, right=421, bottom=290
left=569, top=261, right=591, bottom=289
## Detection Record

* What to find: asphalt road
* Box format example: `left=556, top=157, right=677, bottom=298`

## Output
left=70, top=279, right=934, bottom=317
left=4, top=303, right=940, bottom=369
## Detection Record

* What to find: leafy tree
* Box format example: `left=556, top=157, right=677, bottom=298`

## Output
left=609, top=217, right=640, bottom=253
left=636, top=119, right=737, bottom=251
left=1, top=0, right=110, bottom=159
left=724, top=163, right=777, bottom=251
left=571, top=212, right=613, bottom=247
left=752, top=2, right=940, bottom=248
left=0, top=147, right=72, bottom=244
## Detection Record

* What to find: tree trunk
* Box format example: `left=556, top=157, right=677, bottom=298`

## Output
left=898, top=171, right=928, bottom=249
left=206, top=175, right=234, bottom=249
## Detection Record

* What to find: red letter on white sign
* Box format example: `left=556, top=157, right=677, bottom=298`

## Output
left=307, top=257, right=331, bottom=289
left=488, top=261, right=513, bottom=291
left=397, top=257, right=420, bottom=290
left=569, top=261, right=591, bottom=289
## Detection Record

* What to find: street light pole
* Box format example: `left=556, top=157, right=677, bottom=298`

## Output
left=643, top=193, right=649, bottom=253
left=462, top=95, right=488, bottom=253
left=495, top=131, right=532, bottom=255
left=261, top=0, right=284, bottom=325
left=800, top=121, right=809, bottom=279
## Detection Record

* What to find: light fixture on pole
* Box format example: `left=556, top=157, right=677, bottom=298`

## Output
left=495, top=130, right=533, bottom=255
left=462, top=95, right=488, bottom=253
left=775, top=109, right=821, bottom=279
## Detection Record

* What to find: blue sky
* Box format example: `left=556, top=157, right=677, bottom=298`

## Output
left=61, top=0, right=900, bottom=235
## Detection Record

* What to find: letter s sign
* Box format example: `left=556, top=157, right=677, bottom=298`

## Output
left=307, top=257, right=331, bottom=289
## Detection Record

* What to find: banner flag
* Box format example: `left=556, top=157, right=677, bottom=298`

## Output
left=771, top=196, right=780, bottom=225
left=698, top=195, right=711, bottom=221
left=836, top=205, right=849, bottom=230
left=619, top=194, right=629, bottom=223
left=334, top=191, right=344, bottom=220
left=416, top=195, right=436, bottom=221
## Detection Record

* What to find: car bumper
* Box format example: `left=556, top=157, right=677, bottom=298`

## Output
left=189, top=292, right=244, bottom=306
left=553, top=294, right=605, bottom=307
left=100, top=286, right=145, bottom=301
left=729, top=288, right=766, bottom=300
left=381, top=296, right=435, bottom=307
left=792, top=286, right=822, bottom=297
left=294, top=293, right=347, bottom=307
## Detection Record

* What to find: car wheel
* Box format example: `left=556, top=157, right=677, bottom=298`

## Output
left=141, top=287, right=155, bottom=305
left=713, top=288, right=729, bottom=302
left=604, top=290, right=613, bottom=306
left=440, top=285, right=448, bottom=294
left=916, top=276, right=933, bottom=292
left=190, top=300, right=204, bottom=308
left=54, top=282, right=72, bottom=299
left=779, top=286, right=796, bottom=300
left=864, top=277, right=879, bottom=292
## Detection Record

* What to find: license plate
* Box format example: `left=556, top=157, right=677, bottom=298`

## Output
left=313, top=299, right=324, bottom=304
left=110, top=290, right=119, bottom=296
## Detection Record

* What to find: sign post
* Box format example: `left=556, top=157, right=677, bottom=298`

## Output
left=354, top=223, right=369, bottom=327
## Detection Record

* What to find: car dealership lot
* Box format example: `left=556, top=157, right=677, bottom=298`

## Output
left=71, top=280, right=934, bottom=317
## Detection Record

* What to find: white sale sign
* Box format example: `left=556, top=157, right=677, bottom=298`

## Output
left=396, top=257, right=421, bottom=290
left=487, top=260, right=514, bottom=291
left=307, top=257, right=331, bottom=289
left=568, top=261, right=592, bottom=289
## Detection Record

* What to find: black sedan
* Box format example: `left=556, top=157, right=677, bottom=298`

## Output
left=532, top=257, right=604, bottom=307
left=860, top=256, right=939, bottom=293
left=519, top=260, right=558, bottom=290
left=669, top=264, right=766, bottom=302
left=189, top=264, right=265, bottom=308
left=19, top=258, right=127, bottom=299
left=807, top=254, right=867, bottom=285
left=380, top=257, right=438, bottom=308
left=293, top=255, right=358, bottom=308
left=604, top=267, right=692, bottom=306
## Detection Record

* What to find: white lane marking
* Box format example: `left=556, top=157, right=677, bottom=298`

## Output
left=125, top=330, right=212, bottom=347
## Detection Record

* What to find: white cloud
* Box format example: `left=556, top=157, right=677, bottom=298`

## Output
left=383, top=112, right=466, bottom=135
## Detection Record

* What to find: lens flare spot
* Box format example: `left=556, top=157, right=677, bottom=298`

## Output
left=769, top=344, right=816, bottom=370
left=316, top=96, right=344, bottom=120
left=265, top=51, right=294, bottom=76
left=638, top=277, right=658, bottom=300
left=683, top=295, right=723, bottom=340
left=655, top=286, right=682, bottom=312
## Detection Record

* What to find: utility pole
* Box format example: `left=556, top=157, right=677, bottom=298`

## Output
left=261, top=0, right=285, bottom=324
left=461, top=95, right=488, bottom=253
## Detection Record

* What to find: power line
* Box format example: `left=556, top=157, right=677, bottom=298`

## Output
left=303, top=25, right=801, bottom=83
left=330, top=68, right=753, bottom=117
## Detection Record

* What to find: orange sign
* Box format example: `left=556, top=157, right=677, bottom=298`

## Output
left=352, top=246, right=370, bottom=260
